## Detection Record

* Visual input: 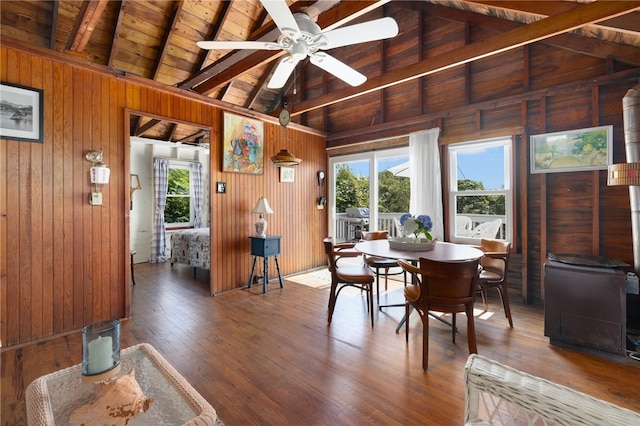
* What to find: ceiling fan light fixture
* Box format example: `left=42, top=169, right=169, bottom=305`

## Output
left=291, top=42, right=308, bottom=60
left=271, top=149, right=301, bottom=167
left=197, top=0, right=399, bottom=90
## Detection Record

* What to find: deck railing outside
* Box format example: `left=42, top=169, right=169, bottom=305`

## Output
left=335, top=212, right=505, bottom=242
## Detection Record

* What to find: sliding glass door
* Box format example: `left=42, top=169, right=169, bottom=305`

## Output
left=329, top=148, right=409, bottom=242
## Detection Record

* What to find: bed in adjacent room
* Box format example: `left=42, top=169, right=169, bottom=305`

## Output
left=170, top=227, right=210, bottom=272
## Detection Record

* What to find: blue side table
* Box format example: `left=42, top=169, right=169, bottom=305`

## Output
left=248, top=236, right=283, bottom=293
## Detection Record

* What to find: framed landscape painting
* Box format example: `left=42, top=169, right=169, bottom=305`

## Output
left=222, top=112, right=264, bottom=174
left=530, top=125, right=612, bottom=174
left=0, top=82, right=44, bottom=143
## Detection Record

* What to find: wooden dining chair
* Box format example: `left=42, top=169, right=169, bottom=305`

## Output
left=323, top=237, right=376, bottom=327
left=399, top=257, right=481, bottom=370
left=360, top=230, right=406, bottom=310
left=476, top=239, right=513, bottom=327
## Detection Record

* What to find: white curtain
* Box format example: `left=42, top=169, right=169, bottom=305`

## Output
left=409, top=128, right=443, bottom=240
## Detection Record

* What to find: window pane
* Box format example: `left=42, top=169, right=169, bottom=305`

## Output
left=165, top=166, right=192, bottom=226
left=168, top=169, right=190, bottom=195
left=449, top=137, right=511, bottom=242
left=456, top=145, right=506, bottom=190
left=165, top=197, right=191, bottom=223
left=378, top=157, right=409, bottom=236
left=457, top=194, right=506, bottom=216
left=334, top=161, right=370, bottom=241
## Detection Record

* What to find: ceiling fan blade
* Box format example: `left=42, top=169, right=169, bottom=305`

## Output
left=196, top=40, right=277, bottom=50
left=260, top=0, right=300, bottom=38
left=309, top=52, right=366, bottom=87
left=267, top=55, right=300, bottom=89
left=321, top=17, right=399, bottom=50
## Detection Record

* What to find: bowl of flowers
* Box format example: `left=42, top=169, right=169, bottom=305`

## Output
left=389, top=213, right=437, bottom=251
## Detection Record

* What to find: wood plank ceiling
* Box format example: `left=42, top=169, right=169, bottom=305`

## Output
left=1, top=0, right=639, bottom=142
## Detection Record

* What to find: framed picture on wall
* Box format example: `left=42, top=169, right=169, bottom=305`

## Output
left=280, top=167, right=295, bottom=183
left=0, top=82, right=44, bottom=143
left=222, top=112, right=264, bottom=174
left=530, top=125, right=613, bottom=174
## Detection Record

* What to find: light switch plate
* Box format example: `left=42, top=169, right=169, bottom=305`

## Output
left=90, top=192, right=103, bottom=205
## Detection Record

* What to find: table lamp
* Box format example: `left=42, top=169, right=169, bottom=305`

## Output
left=253, top=197, right=273, bottom=237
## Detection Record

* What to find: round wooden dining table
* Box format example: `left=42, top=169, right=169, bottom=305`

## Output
left=353, top=239, right=484, bottom=332
left=353, top=239, right=483, bottom=263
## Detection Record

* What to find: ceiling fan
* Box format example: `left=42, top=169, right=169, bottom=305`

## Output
left=197, top=0, right=399, bottom=89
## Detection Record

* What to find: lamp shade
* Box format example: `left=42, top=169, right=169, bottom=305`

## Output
left=90, top=164, right=110, bottom=184
left=271, top=149, right=301, bottom=167
left=252, top=197, right=273, bottom=215
left=608, top=162, right=640, bottom=186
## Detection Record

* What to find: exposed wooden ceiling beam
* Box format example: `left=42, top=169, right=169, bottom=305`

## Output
left=67, top=0, right=109, bottom=52
left=195, top=1, right=233, bottom=73
left=464, top=0, right=640, bottom=36
left=107, top=0, right=126, bottom=68
left=135, top=119, right=162, bottom=136
left=423, top=2, right=640, bottom=66
left=49, top=0, right=59, bottom=50
left=152, top=1, right=184, bottom=80
left=293, top=0, right=640, bottom=116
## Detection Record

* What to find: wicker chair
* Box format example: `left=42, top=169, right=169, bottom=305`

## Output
left=464, top=354, right=640, bottom=425
left=323, top=237, right=376, bottom=327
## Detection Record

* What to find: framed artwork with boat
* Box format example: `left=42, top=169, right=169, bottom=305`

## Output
left=0, top=82, right=44, bottom=143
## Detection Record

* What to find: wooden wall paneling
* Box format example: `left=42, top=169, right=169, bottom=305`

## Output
left=592, top=85, right=600, bottom=256
left=539, top=96, right=547, bottom=303
left=81, top=67, right=94, bottom=325
left=98, top=73, right=110, bottom=320
left=33, top=54, right=48, bottom=340
left=5, top=139, right=19, bottom=345
left=1, top=43, right=328, bottom=346
left=547, top=173, right=596, bottom=251
left=540, top=172, right=546, bottom=303
left=210, top=111, right=223, bottom=295
left=51, top=61, right=64, bottom=335
left=519, top=101, right=528, bottom=304
left=17, top=50, right=33, bottom=343
left=592, top=171, right=600, bottom=256
left=2, top=47, right=18, bottom=345
left=90, top=70, right=103, bottom=322
left=115, top=77, right=127, bottom=317
left=0, top=46, right=6, bottom=346
left=62, top=62, right=75, bottom=334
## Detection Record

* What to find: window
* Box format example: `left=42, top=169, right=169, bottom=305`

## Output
left=448, top=137, right=512, bottom=243
left=165, top=163, right=193, bottom=228
left=329, top=148, right=409, bottom=242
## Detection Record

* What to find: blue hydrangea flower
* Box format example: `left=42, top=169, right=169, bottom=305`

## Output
left=399, top=213, right=433, bottom=240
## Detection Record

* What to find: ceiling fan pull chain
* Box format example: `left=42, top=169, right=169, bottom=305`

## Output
left=293, top=67, right=297, bottom=95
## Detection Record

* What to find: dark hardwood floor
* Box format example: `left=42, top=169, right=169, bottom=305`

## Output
left=2, top=261, right=640, bottom=425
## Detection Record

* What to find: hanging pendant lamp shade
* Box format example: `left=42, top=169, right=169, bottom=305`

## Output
left=271, top=149, right=301, bottom=167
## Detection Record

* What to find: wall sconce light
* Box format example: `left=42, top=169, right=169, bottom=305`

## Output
left=252, top=197, right=273, bottom=237
left=85, top=149, right=110, bottom=206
